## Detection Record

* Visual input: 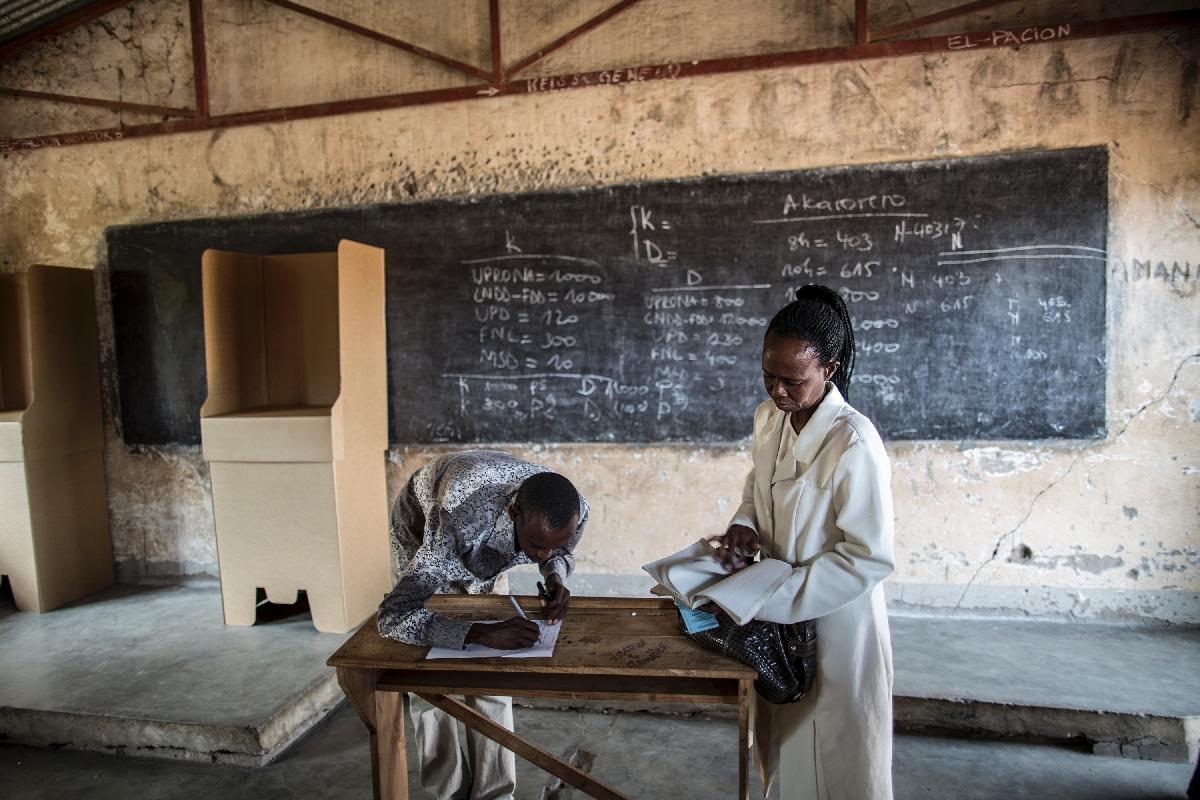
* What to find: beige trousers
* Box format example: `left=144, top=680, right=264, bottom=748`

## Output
left=405, top=693, right=517, bottom=800
left=408, top=573, right=517, bottom=800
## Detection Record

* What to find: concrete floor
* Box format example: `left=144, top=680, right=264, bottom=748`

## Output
left=2, top=579, right=1199, bottom=768
left=1, top=579, right=1198, bottom=797
left=1, top=702, right=1194, bottom=800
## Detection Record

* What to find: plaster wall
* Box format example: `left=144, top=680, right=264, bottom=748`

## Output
left=0, top=1, right=1197, bottom=622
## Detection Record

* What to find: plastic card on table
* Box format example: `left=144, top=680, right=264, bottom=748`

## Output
left=676, top=601, right=720, bottom=634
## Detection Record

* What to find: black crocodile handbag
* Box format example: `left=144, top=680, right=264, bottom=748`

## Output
left=681, top=607, right=817, bottom=704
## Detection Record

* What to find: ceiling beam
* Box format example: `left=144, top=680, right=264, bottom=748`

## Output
left=3, top=8, right=1198, bottom=152
left=188, top=0, right=208, bottom=118
left=489, top=0, right=502, bottom=83
left=872, top=0, right=1021, bottom=42
left=856, top=0, right=869, bottom=46
left=0, top=85, right=195, bottom=116
left=258, top=0, right=491, bottom=81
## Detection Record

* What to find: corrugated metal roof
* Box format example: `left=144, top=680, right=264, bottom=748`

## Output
left=0, top=0, right=101, bottom=47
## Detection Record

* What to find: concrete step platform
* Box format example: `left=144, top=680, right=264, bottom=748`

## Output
left=0, top=581, right=350, bottom=766
left=890, top=615, right=1200, bottom=762
left=0, top=581, right=1197, bottom=767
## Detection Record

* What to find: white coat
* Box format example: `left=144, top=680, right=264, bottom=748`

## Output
left=729, top=385, right=895, bottom=800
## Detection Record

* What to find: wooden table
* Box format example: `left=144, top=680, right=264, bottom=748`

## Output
left=327, top=596, right=757, bottom=800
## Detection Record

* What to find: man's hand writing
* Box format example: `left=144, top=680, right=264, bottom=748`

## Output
left=465, top=617, right=540, bottom=649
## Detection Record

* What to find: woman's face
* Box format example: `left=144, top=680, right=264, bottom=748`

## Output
left=761, top=332, right=837, bottom=416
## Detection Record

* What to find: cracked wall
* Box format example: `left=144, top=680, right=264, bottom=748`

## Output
left=0, top=2, right=1198, bottom=621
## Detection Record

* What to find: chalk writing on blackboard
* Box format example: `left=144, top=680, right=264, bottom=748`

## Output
left=107, top=147, right=1108, bottom=445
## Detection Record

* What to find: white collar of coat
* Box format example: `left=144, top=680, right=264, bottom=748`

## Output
left=757, top=382, right=847, bottom=471
left=793, top=382, right=846, bottom=466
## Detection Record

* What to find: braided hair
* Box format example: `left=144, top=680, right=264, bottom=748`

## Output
left=766, top=285, right=856, bottom=400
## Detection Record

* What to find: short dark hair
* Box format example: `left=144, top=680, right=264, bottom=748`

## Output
left=514, top=472, right=580, bottom=530
left=767, top=284, right=856, bottom=399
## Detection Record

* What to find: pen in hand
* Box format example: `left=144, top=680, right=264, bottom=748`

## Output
left=507, top=595, right=541, bottom=645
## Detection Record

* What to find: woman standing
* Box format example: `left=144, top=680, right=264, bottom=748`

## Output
left=712, top=284, right=895, bottom=799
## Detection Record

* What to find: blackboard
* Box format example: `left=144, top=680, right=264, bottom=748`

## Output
left=108, top=147, right=1107, bottom=446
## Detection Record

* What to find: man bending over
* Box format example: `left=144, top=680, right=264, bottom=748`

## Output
left=378, top=449, right=588, bottom=800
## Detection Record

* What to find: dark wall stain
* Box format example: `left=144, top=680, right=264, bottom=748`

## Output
left=1109, top=42, right=1145, bottom=107
left=1179, top=57, right=1198, bottom=123
left=1010, top=543, right=1034, bottom=563
left=831, top=67, right=870, bottom=113
left=1041, top=50, right=1082, bottom=114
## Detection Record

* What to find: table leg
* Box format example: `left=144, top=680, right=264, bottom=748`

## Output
left=738, top=679, right=751, bottom=800
left=416, top=692, right=630, bottom=800
left=336, top=667, right=385, bottom=800
left=375, top=690, right=409, bottom=800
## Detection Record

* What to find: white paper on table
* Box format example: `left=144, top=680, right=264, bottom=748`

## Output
left=425, top=620, right=561, bottom=660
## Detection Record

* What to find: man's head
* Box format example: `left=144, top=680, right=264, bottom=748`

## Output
left=509, top=472, right=580, bottom=563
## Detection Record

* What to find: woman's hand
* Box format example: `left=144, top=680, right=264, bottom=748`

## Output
left=708, top=524, right=760, bottom=572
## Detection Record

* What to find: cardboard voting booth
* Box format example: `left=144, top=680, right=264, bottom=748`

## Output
left=0, top=265, right=113, bottom=613
left=200, top=240, right=391, bottom=634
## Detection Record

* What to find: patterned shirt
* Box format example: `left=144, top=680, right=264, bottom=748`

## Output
left=377, top=450, right=589, bottom=648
